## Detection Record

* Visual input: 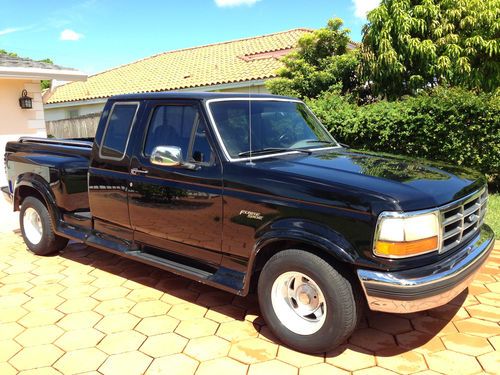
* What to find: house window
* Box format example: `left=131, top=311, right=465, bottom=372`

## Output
left=68, top=109, right=80, bottom=118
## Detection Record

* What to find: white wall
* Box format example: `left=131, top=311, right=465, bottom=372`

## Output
left=0, top=78, right=46, bottom=186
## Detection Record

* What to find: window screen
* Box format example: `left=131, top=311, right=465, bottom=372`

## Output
left=100, top=104, right=138, bottom=159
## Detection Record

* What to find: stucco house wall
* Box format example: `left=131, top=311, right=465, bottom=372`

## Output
left=0, top=78, right=46, bottom=185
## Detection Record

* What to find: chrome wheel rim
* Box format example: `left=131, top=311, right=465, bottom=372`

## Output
left=23, top=207, right=43, bottom=245
left=271, top=271, right=327, bottom=335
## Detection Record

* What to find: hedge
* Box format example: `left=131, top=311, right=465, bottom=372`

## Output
left=307, top=87, right=500, bottom=188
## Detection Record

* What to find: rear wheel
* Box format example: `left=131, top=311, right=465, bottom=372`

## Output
left=20, top=197, right=68, bottom=255
left=258, top=249, right=360, bottom=353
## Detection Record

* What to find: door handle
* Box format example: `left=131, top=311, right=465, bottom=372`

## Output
left=130, top=168, right=149, bottom=176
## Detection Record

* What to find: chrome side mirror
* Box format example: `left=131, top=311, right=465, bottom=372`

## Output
left=150, top=146, right=182, bottom=167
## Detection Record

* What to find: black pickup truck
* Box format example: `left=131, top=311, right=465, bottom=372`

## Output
left=3, top=92, right=495, bottom=353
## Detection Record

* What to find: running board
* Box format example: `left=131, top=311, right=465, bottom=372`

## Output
left=56, top=222, right=243, bottom=295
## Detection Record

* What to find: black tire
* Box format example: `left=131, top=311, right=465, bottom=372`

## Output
left=257, top=249, right=360, bottom=353
left=19, top=196, right=68, bottom=256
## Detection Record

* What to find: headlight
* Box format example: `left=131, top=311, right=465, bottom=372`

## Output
left=374, top=211, right=440, bottom=258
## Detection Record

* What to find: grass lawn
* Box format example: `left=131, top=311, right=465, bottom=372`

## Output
left=486, top=193, right=499, bottom=239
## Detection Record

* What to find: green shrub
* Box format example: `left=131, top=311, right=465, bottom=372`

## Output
left=308, top=87, right=500, bottom=187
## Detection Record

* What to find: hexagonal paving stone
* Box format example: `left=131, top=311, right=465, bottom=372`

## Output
left=205, top=304, right=246, bottom=323
left=216, top=320, right=260, bottom=343
left=57, top=296, right=99, bottom=313
left=183, top=335, right=231, bottom=361
left=94, top=312, right=140, bottom=334
left=55, top=328, right=105, bottom=351
left=93, top=298, right=135, bottom=315
left=465, top=303, right=500, bottom=322
left=53, top=347, right=107, bottom=374
left=0, top=362, right=17, bottom=375
left=160, top=288, right=199, bottom=305
left=0, top=306, right=29, bottom=323
left=425, top=350, right=482, bottom=375
left=476, top=292, right=500, bottom=307
left=326, top=344, right=376, bottom=372
left=58, top=283, right=97, bottom=298
left=395, top=330, right=446, bottom=355
left=196, top=357, right=248, bottom=375
left=0, top=339, right=22, bottom=362
left=454, top=317, right=500, bottom=337
left=248, top=359, right=297, bottom=375
left=9, top=344, right=64, bottom=371
left=57, top=311, right=102, bottom=331
left=0, top=322, right=25, bottom=340
left=97, top=330, right=146, bottom=355
left=130, top=300, right=171, bottom=318
left=349, top=328, right=396, bottom=352
left=167, top=302, right=207, bottom=320
left=22, top=295, right=64, bottom=311
left=146, top=353, right=198, bottom=375
left=175, top=318, right=219, bottom=339
left=411, top=316, right=458, bottom=336
left=31, top=273, right=65, bottom=285
left=428, top=304, right=470, bottom=322
left=368, top=313, right=412, bottom=335
left=100, top=350, right=153, bottom=375
left=92, top=286, right=130, bottom=301
left=0, top=281, right=34, bottom=296
left=277, top=346, right=324, bottom=368
left=19, top=367, right=67, bottom=375
left=441, top=332, right=494, bottom=356
left=134, top=315, right=179, bottom=336
left=18, top=309, right=64, bottom=328
left=478, top=351, right=500, bottom=373
left=196, top=290, right=234, bottom=307
left=376, top=349, right=427, bottom=374
left=15, top=325, right=64, bottom=346
left=489, top=335, right=500, bottom=350
left=140, top=332, right=188, bottom=357
left=301, top=363, right=349, bottom=375
left=25, top=283, right=64, bottom=297
left=229, top=337, right=278, bottom=364
left=353, top=367, right=399, bottom=375
left=126, top=286, right=163, bottom=302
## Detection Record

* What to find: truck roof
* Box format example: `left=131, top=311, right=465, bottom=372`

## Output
left=110, top=91, right=298, bottom=101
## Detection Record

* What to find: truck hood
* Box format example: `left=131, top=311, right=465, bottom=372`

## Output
left=253, top=148, right=486, bottom=211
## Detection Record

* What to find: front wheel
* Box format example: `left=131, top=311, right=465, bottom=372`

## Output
left=20, top=196, right=68, bottom=256
left=257, top=249, right=360, bottom=353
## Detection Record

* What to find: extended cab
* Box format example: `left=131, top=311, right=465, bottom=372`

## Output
left=3, top=92, right=495, bottom=353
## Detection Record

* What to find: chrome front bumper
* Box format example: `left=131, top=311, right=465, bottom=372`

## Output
left=357, top=225, right=495, bottom=313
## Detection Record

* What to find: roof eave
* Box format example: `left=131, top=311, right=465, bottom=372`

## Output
left=0, top=67, right=87, bottom=81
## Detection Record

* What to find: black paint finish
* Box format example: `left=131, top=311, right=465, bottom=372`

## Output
left=3, top=92, right=488, bottom=295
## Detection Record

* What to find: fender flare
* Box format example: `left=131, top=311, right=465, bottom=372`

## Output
left=242, top=218, right=359, bottom=294
left=14, top=173, right=61, bottom=225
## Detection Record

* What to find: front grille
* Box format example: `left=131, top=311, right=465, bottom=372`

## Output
left=440, top=189, right=488, bottom=253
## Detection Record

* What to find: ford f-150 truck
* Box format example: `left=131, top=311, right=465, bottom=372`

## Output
left=3, top=92, right=495, bottom=353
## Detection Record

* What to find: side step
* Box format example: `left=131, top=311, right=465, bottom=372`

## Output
left=57, top=222, right=243, bottom=295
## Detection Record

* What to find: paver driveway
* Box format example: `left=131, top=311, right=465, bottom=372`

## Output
left=0, top=230, right=498, bottom=375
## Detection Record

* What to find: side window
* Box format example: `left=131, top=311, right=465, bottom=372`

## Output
left=190, top=118, right=214, bottom=164
left=144, top=105, right=214, bottom=164
left=100, top=103, right=138, bottom=159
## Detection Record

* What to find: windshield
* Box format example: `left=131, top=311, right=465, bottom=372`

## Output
left=208, top=100, right=338, bottom=159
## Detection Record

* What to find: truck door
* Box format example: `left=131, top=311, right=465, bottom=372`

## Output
left=128, top=101, right=223, bottom=267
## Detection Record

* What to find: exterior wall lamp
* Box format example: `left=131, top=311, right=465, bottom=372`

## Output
left=19, top=89, right=33, bottom=109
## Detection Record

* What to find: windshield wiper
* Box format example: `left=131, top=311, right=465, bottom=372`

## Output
left=238, top=148, right=312, bottom=157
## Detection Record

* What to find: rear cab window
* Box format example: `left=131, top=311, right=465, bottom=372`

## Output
left=100, top=102, right=139, bottom=160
